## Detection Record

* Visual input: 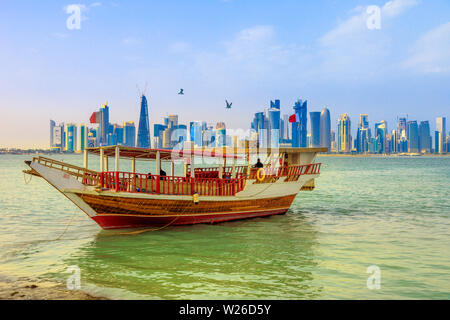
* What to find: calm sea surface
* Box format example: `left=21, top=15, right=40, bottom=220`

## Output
left=0, top=154, right=449, bottom=299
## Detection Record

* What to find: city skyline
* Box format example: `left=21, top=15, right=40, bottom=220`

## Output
left=1, top=0, right=450, bottom=148
left=45, top=93, right=448, bottom=155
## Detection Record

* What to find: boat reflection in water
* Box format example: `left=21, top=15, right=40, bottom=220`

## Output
left=61, top=212, right=322, bottom=299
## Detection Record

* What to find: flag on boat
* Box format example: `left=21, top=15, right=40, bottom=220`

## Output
left=289, top=113, right=299, bottom=122
left=90, top=111, right=102, bottom=124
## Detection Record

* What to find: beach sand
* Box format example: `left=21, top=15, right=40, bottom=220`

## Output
left=0, top=277, right=107, bottom=300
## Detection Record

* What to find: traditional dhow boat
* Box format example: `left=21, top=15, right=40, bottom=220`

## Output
left=24, top=146, right=326, bottom=229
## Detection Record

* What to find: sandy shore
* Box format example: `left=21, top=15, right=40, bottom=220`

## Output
left=0, top=277, right=107, bottom=300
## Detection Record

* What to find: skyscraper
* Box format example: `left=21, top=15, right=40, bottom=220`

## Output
left=282, top=114, right=290, bottom=140
left=100, top=103, right=109, bottom=146
left=123, top=121, right=136, bottom=147
left=374, top=120, right=387, bottom=154
left=292, top=99, right=307, bottom=148
left=407, top=121, right=419, bottom=153
left=216, top=122, right=226, bottom=147
left=153, top=124, right=167, bottom=149
left=320, top=108, right=331, bottom=150
left=50, top=120, right=55, bottom=148
left=190, top=121, right=203, bottom=147
left=252, top=112, right=267, bottom=148
left=419, top=121, right=431, bottom=153
left=87, top=128, right=98, bottom=148
left=270, top=99, right=280, bottom=109
left=50, top=122, right=64, bottom=151
left=65, top=123, right=77, bottom=152
left=167, top=115, right=178, bottom=128
left=78, top=124, right=87, bottom=152
left=356, top=114, right=370, bottom=153
left=268, top=107, right=280, bottom=148
left=137, top=95, right=150, bottom=148
left=337, top=114, right=351, bottom=153
left=309, top=111, right=321, bottom=148
left=436, top=117, right=447, bottom=153
left=396, top=117, right=407, bottom=153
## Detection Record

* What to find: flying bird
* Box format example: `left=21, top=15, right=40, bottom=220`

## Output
left=178, top=88, right=184, bottom=95
left=225, top=100, right=232, bottom=109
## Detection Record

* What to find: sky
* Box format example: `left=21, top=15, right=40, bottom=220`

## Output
left=0, top=0, right=449, bottom=148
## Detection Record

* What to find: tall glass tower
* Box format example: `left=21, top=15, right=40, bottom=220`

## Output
left=436, top=117, right=446, bottom=153
left=268, top=107, right=280, bottom=148
left=137, top=95, right=151, bottom=148
left=320, top=108, right=331, bottom=150
left=50, top=120, right=55, bottom=147
left=407, top=121, right=419, bottom=153
left=292, top=99, right=307, bottom=148
left=356, top=114, right=370, bottom=153
left=337, top=114, right=351, bottom=153
left=419, top=121, right=431, bottom=153
left=309, top=112, right=321, bottom=148
left=100, top=103, right=109, bottom=146
left=123, top=121, right=136, bottom=147
left=216, top=122, right=226, bottom=147
left=375, top=120, right=387, bottom=154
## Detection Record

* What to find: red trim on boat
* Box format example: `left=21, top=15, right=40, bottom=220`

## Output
left=91, top=208, right=288, bottom=229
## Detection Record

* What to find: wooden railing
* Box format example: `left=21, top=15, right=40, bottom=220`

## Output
left=32, top=155, right=321, bottom=194
left=100, top=171, right=247, bottom=196
left=193, top=165, right=248, bottom=179
left=33, top=156, right=101, bottom=186
left=249, top=163, right=321, bottom=180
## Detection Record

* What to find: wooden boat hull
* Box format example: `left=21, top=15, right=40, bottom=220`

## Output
left=91, top=208, right=289, bottom=229
left=76, top=193, right=295, bottom=229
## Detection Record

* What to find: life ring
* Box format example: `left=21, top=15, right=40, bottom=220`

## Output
left=256, top=168, right=265, bottom=182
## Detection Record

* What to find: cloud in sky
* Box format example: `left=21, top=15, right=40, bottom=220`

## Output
left=403, top=21, right=450, bottom=74
left=320, top=0, right=419, bottom=45
left=224, top=25, right=275, bottom=61
left=317, top=0, right=420, bottom=77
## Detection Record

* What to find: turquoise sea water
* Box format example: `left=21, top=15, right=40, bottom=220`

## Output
left=0, top=154, right=449, bottom=299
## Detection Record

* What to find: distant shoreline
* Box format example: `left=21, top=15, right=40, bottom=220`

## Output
left=1, top=149, right=448, bottom=157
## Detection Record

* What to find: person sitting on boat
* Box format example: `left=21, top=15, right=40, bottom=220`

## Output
left=254, top=158, right=264, bottom=168
left=160, top=169, right=167, bottom=180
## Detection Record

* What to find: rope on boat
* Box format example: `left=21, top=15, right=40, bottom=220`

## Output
left=53, top=208, right=77, bottom=241
left=23, top=171, right=32, bottom=184
left=112, top=215, right=182, bottom=236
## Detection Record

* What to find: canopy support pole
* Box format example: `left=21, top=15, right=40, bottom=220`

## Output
left=131, top=157, right=136, bottom=174
left=99, top=148, right=104, bottom=172
left=170, top=161, right=174, bottom=177
left=115, top=146, right=120, bottom=172
left=190, top=154, right=195, bottom=178
left=156, top=151, right=161, bottom=175
left=104, top=156, right=109, bottom=171
left=232, top=157, right=236, bottom=178
left=83, top=149, right=88, bottom=169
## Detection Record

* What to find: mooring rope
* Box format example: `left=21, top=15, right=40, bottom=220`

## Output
left=111, top=215, right=182, bottom=236
left=52, top=208, right=78, bottom=241
left=23, top=172, right=32, bottom=184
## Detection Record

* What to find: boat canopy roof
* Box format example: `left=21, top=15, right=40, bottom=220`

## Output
left=85, top=145, right=327, bottom=161
left=85, top=145, right=242, bottom=160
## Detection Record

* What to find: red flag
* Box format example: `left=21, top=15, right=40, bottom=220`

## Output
left=90, top=111, right=101, bottom=124
left=289, top=114, right=299, bottom=122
